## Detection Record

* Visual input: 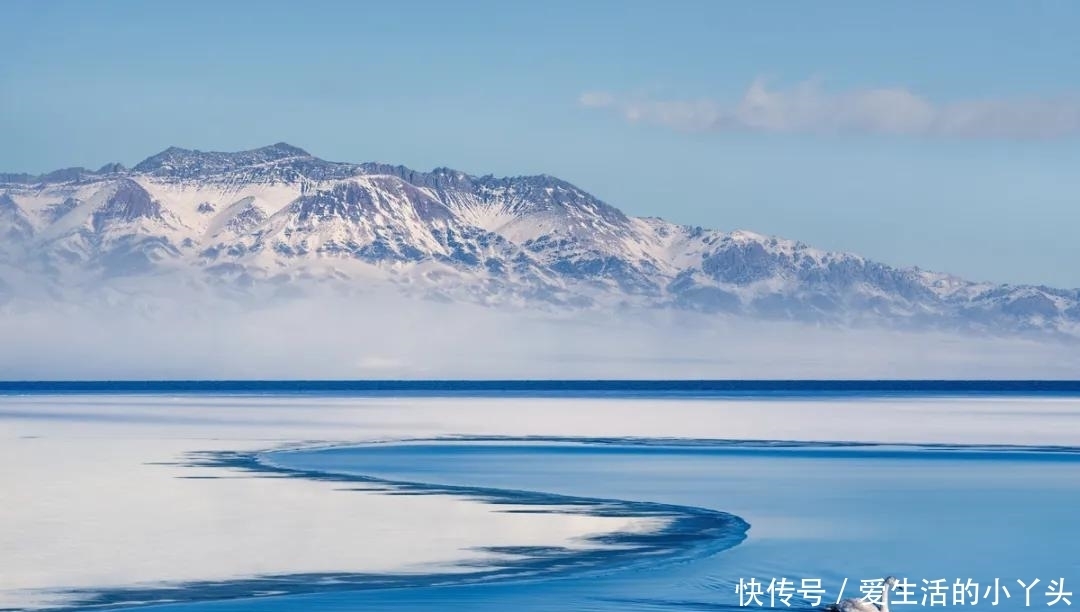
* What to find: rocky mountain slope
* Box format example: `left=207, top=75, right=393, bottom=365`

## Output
left=1, top=143, right=1077, bottom=338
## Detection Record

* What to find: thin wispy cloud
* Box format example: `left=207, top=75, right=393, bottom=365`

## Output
left=580, top=78, right=1080, bottom=140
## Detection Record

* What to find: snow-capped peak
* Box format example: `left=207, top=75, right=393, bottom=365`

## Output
left=1, top=143, right=1078, bottom=338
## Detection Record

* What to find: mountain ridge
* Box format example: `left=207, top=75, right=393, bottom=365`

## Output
left=1, top=142, right=1077, bottom=339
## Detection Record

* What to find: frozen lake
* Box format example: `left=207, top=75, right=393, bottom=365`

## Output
left=2, top=383, right=1078, bottom=611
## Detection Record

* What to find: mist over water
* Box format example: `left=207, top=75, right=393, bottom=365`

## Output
left=2, top=289, right=1079, bottom=379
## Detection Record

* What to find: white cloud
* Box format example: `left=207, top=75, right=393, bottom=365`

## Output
left=579, top=78, right=1080, bottom=140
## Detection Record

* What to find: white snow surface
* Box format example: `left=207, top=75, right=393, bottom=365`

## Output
left=3, top=393, right=1080, bottom=609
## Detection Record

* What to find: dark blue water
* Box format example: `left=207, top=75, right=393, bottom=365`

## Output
left=4, top=380, right=1080, bottom=398
left=119, top=438, right=1080, bottom=612
left=9, top=387, right=1079, bottom=611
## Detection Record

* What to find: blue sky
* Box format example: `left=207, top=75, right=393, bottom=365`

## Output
left=3, top=0, right=1080, bottom=286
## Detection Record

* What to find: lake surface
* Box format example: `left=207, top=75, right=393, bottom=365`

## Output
left=4, top=379, right=1080, bottom=398
left=3, top=383, right=1079, bottom=612
left=158, top=439, right=1080, bottom=612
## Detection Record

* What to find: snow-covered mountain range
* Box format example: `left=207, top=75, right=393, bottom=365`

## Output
left=2, top=142, right=1077, bottom=338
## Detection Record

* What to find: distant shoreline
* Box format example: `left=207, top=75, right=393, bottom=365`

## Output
left=3, top=379, right=1080, bottom=397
